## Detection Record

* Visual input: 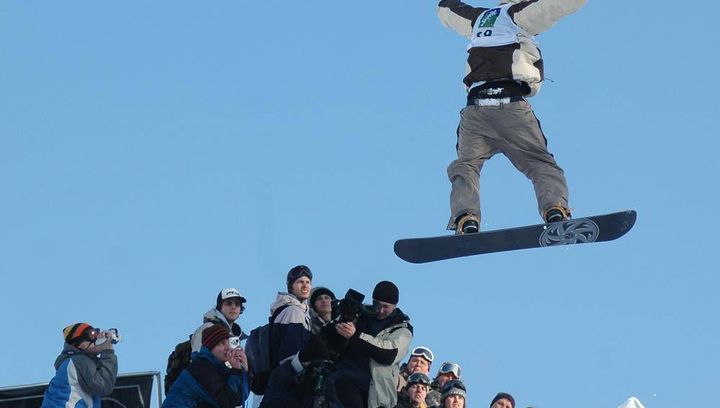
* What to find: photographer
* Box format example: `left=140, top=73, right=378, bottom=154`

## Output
left=41, top=323, right=118, bottom=408
left=260, top=336, right=342, bottom=408
left=163, top=324, right=249, bottom=408
left=329, top=281, right=413, bottom=408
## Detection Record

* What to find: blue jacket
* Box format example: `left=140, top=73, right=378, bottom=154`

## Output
left=41, top=345, right=118, bottom=408
left=269, top=293, right=312, bottom=364
left=162, top=347, right=249, bottom=408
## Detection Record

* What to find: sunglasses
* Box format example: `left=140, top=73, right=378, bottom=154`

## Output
left=407, top=372, right=432, bottom=386
left=411, top=346, right=435, bottom=362
left=78, top=327, right=98, bottom=344
left=438, top=362, right=461, bottom=378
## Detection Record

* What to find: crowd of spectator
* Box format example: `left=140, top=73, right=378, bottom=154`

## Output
left=40, top=265, right=517, bottom=408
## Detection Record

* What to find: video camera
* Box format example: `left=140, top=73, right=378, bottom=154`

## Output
left=94, top=328, right=122, bottom=345
left=330, top=289, right=368, bottom=324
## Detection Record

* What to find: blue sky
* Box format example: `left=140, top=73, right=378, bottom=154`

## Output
left=1, top=1, right=718, bottom=407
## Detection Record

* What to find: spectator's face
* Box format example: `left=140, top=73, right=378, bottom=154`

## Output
left=407, top=384, right=428, bottom=405
left=292, top=277, right=312, bottom=301
left=313, top=294, right=333, bottom=315
left=491, top=398, right=513, bottom=408
left=374, top=300, right=396, bottom=320
left=210, top=339, right=231, bottom=363
left=445, top=395, right=465, bottom=408
left=407, top=356, right=431, bottom=375
left=436, top=372, right=458, bottom=387
left=221, top=298, right=242, bottom=322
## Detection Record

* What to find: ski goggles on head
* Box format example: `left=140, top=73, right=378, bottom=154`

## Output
left=287, top=265, right=313, bottom=283
left=438, top=362, right=461, bottom=378
left=407, top=372, right=432, bottom=387
left=82, top=327, right=99, bottom=343
left=442, top=379, right=467, bottom=393
left=64, top=323, right=98, bottom=345
left=411, top=346, right=434, bottom=362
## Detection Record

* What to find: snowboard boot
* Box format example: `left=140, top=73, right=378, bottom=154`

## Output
left=544, top=206, right=572, bottom=223
left=455, top=213, right=480, bottom=235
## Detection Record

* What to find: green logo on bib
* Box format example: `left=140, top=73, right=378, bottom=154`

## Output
left=478, top=8, right=500, bottom=28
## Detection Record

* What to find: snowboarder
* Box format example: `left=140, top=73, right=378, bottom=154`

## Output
left=437, top=0, right=586, bottom=234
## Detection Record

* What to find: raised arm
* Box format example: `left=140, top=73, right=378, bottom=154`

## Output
left=437, top=0, right=489, bottom=38
left=509, top=0, right=587, bottom=36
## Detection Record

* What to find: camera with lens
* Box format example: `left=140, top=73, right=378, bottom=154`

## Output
left=95, top=328, right=122, bottom=345
left=330, top=289, right=367, bottom=324
left=228, top=336, right=241, bottom=350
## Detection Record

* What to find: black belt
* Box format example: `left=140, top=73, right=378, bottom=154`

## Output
left=466, top=95, right=524, bottom=106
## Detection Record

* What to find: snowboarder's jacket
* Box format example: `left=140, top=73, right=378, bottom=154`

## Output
left=437, top=0, right=587, bottom=96
left=259, top=354, right=343, bottom=408
left=336, top=308, right=413, bottom=408
left=162, top=347, right=249, bottom=408
left=269, top=292, right=311, bottom=364
left=40, top=344, right=118, bottom=408
left=190, top=308, right=247, bottom=353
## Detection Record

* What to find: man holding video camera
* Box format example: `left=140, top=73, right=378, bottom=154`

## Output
left=41, top=323, right=119, bottom=408
left=163, top=324, right=249, bottom=408
left=330, top=281, right=413, bottom=408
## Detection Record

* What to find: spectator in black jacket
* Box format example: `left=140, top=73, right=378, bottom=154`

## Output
left=260, top=336, right=342, bottom=408
left=329, top=281, right=414, bottom=408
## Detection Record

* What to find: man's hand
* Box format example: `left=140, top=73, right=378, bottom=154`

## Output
left=227, top=347, right=248, bottom=371
left=335, top=322, right=356, bottom=339
left=96, top=341, right=114, bottom=352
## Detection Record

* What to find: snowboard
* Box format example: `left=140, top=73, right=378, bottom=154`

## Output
left=394, top=210, right=637, bottom=264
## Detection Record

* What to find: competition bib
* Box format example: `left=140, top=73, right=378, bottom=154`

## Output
left=468, top=4, right=535, bottom=49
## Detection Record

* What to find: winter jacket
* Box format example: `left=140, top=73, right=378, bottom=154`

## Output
left=190, top=308, right=247, bottom=353
left=394, top=391, right=428, bottom=408
left=335, top=309, right=413, bottom=408
left=162, top=347, right=249, bottom=408
left=270, top=293, right=312, bottom=364
left=260, top=354, right=343, bottom=408
left=424, top=383, right=442, bottom=408
left=437, top=0, right=587, bottom=96
left=41, top=344, right=118, bottom=408
left=309, top=308, right=331, bottom=336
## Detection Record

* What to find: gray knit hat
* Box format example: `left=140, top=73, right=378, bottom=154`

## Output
left=441, top=379, right=467, bottom=402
